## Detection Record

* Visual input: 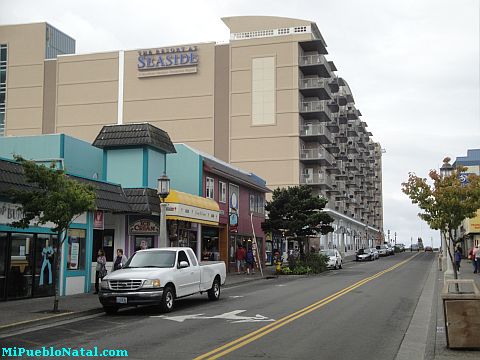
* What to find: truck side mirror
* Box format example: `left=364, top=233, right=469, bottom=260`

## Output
left=179, top=261, right=189, bottom=269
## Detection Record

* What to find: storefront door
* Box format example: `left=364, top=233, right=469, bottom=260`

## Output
left=7, top=233, right=34, bottom=300
left=0, top=233, right=7, bottom=299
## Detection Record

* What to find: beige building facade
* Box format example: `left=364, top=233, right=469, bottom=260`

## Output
left=0, top=16, right=384, bottom=251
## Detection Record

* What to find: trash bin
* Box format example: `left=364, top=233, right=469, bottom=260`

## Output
left=441, top=279, right=480, bottom=349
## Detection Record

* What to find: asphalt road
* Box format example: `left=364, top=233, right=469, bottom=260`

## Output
left=1, top=252, right=434, bottom=360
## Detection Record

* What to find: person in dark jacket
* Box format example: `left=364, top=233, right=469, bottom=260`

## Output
left=113, top=249, right=128, bottom=271
left=245, top=248, right=255, bottom=275
left=454, top=246, right=462, bottom=273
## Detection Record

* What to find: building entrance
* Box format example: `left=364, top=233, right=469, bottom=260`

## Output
left=0, top=232, right=57, bottom=301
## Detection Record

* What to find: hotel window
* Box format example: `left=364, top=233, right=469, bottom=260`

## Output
left=206, top=177, right=215, bottom=199
left=219, top=181, right=227, bottom=203
left=0, top=44, right=6, bottom=136
left=252, top=57, right=275, bottom=126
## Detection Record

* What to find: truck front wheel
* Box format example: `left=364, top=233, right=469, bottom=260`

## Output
left=208, top=277, right=221, bottom=301
left=161, top=286, right=175, bottom=313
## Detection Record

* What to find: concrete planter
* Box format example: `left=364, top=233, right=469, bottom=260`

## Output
left=441, top=279, right=480, bottom=349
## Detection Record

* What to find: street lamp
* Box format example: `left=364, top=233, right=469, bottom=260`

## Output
left=439, top=158, right=454, bottom=277
left=157, top=173, right=170, bottom=248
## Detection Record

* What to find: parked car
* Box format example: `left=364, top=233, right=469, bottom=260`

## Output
left=356, top=248, right=374, bottom=261
left=370, top=248, right=379, bottom=260
left=376, top=245, right=389, bottom=257
left=321, top=249, right=343, bottom=269
left=98, top=247, right=226, bottom=314
left=386, top=245, right=395, bottom=255
left=424, top=246, right=433, bottom=252
left=410, top=244, right=420, bottom=252
left=396, top=244, right=406, bottom=252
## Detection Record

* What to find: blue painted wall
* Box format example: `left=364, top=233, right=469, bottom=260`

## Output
left=106, top=148, right=143, bottom=187
left=63, top=136, right=103, bottom=179
left=0, top=134, right=103, bottom=179
left=0, top=134, right=62, bottom=161
left=147, top=148, right=166, bottom=189
left=166, top=144, right=202, bottom=195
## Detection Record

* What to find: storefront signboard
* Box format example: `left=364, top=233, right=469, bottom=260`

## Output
left=128, top=218, right=160, bottom=235
left=0, top=201, right=56, bottom=228
left=94, top=210, right=104, bottom=230
left=166, top=203, right=219, bottom=224
left=137, top=45, right=199, bottom=77
left=229, top=184, right=239, bottom=233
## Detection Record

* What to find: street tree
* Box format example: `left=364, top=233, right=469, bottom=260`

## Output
left=262, top=185, right=334, bottom=252
left=402, top=157, right=480, bottom=279
left=6, top=156, right=96, bottom=311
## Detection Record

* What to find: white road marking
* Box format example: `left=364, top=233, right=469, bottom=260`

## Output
left=229, top=296, right=244, bottom=298
left=153, top=310, right=275, bottom=323
left=275, top=284, right=287, bottom=287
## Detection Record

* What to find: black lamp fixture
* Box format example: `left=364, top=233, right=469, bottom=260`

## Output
left=440, top=157, right=454, bottom=178
left=157, top=173, right=170, bottom=202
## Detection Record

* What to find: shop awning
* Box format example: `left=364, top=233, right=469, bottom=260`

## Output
left=165, top=190, right=220, bottom=226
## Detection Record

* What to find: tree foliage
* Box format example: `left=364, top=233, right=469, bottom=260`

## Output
left=262, top=185, right=334, bottom=240
left=401, top=158, right=480, bottom=279
left=7, top=156, right=96, bottom=311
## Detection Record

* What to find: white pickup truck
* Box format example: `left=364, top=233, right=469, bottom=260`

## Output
left=98, top=247, right=226, bottom=314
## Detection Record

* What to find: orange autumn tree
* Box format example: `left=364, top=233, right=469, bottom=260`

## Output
left=402, top=158, right=480, bottom=279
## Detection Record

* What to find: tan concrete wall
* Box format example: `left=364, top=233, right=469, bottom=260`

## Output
left=229, top=37, right=302, bottom=189
left=55, top=51, right=119, bottom=142
left=0, top=23, right=46, bottom=135
left=123, top=42, right=216, bottom=155
left=42, top=59, right=57, bottom=134
left=214, top=44, right=230, bottom=162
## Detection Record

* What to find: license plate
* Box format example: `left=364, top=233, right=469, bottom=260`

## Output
left=116, top=297, right=127, bottom=304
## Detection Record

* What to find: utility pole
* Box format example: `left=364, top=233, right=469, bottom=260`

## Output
left=388, top=229, right=390, bottom=243
left=394, top=232, right=397, bottom=245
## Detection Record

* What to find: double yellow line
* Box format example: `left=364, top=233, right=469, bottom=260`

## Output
left=194, top=254, right=419, bottom=360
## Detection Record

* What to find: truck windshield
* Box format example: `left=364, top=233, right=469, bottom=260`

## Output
left=124, top=251, right=176, bottom=268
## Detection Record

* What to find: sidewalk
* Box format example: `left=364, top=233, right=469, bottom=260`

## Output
left=430, top=261, right=480, bottom=359
left=397, top=257, right=480, bottom=360
left=0, top=269, right=274, bottom=335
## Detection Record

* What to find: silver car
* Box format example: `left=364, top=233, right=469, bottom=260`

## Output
left=321, top=249, right=343, bottom=269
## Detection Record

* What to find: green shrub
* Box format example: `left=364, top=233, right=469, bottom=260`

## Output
left=296, top=253, right=328, bottom=274
left=292, top=265, right=312, bottom=275
left=281, top=266, right=292, bottom=275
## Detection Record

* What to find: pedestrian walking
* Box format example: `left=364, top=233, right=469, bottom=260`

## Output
left=454, top=246, right=462, bottom=274
left=113, top=249, right=128, bottom=271
left=94, top=249, right=107, bottom=294
left=236, top=245, right=246, bottom=274
left=246, top=247, right=255, bottom=275
left=475, top=245, right=480, bottom=274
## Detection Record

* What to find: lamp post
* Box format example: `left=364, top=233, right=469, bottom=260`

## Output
left=440, top=158, right=454, bottom=278
left=157, top=174, right=170, bottom=248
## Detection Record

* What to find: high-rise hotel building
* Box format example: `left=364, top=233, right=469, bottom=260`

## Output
left=0, top=16, right=383, bottom=250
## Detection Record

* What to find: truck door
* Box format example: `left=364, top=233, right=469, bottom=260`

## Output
left=186, top=248, right=201, bottom=293
left=176, top=250, right=192, bottom=297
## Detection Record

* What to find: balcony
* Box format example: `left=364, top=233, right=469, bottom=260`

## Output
left=299, top=78, right=332, bottom=100
left=300, top=100, right=332, bottom=121
left=300, top=146, right=335, bottom=165
left=346, top=158, right=359, bottom=171
left=347, top=108, right=360, bottom=120
left=299, top=40, right=328, bottom=56
left=326, top=142, right=340, bottom=154
left=299, top=54, right=332, bottom=77
left=326, top=117, right=340, bottom=133
left=336, top=130, right=348, bottom=143
left=326, top=161, right=341, bottom=174
left=300, top=172, right=333, bottom=189
left=299, top=123, right=333, bottom=144
left=328, top=78, right=339, bottom=93
left=347, top=141, right=360, bottom=154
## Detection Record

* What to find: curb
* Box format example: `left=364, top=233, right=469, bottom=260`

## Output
left=0, top=308, right=104, bottom=338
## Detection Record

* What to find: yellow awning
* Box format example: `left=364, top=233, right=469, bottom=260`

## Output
left=165, top=190, right=220, bottom=225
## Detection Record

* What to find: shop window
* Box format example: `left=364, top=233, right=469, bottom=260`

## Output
left=219, top=181, right=227, bottom=203
left=135, top=236, right=153, bottom=251
left=7, top=233, right=34, bottom=299
left=0, top=232, right=7, bottom=299
left=67, top=229, right=86, bottom=270
left=34, top=234, right=56, bottom=297
left=202, top=227, right=219, bottom=261
left=206, top=177, right=215, bottom=199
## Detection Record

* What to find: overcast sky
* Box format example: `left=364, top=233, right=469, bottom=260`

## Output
left=1, top=0, right=479, bottom=247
